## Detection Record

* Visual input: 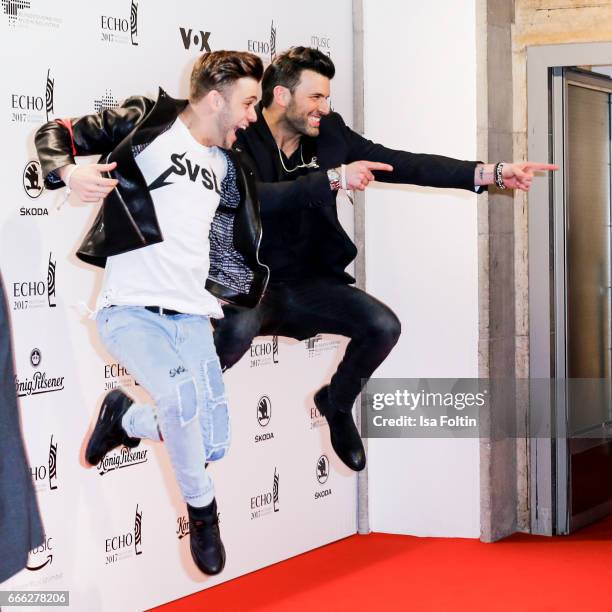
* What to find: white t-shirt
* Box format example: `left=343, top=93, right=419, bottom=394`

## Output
left=97, top=117, right=227, bottom=317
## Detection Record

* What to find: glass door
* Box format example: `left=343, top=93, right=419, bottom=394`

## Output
left=551, top=67, right=612, bottom=533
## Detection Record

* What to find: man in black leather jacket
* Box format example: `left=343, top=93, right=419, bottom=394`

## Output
left=35, top=80, right=268, bottom=310
left=35, top=51, right=268, bottom=576
left=213, top=47, right=556, bottom=473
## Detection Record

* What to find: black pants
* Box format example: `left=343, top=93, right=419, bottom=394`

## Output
left=213, top=278, right=401, bottom=413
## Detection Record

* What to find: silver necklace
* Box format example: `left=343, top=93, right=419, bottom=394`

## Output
left=277, top=144, right=319, bottom=173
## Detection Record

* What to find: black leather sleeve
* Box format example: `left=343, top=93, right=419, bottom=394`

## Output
left=336, top=113, right=481, bottom=192
left=34, top=95, right=154, bottom=189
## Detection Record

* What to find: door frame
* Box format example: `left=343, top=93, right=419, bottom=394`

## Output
left=527, top=42, right=612, bottom=535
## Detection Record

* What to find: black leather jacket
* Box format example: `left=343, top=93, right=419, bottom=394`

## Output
left=35, top=88, right=269, bottom=308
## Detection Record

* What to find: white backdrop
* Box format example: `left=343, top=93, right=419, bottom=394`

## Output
left=0, top=1, right=358, bottom=609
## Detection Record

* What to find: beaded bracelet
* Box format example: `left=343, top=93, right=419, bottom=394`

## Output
left=494, top=162, right=506, bottom=190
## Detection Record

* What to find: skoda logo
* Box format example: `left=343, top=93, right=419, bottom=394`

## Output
left=30, top=348, right=42, bottom=368
left=23, top=160, right=44, bottom=199
left=257, top=395, right=271, bottom=427
left=316, top=455, right=329, bottom=484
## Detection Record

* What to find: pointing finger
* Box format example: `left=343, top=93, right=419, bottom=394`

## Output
left=364, top=162, right=394, bottom=172
left=523, top=162, right=559, bottom=172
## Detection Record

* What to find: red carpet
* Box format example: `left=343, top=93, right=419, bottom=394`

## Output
left=154, top=517, right=612, bottom=611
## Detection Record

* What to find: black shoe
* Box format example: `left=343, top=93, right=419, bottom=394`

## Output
left=314, top=386, right=366, bottom=472
left=85, top=390, right=140, bottom=466
left=188, top=499, right=226, bottom=575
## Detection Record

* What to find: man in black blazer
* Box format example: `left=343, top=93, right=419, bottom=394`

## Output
left=213, top=47, right=555, bottom=472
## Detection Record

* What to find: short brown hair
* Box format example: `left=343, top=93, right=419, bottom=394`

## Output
left=189, top=51, right=263, bottom=102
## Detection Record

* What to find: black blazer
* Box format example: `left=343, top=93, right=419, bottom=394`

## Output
left=236, top=104, right=481, bottom=283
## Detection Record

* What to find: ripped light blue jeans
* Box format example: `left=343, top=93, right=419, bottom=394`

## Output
left=96, top=306, right=230, bottom=507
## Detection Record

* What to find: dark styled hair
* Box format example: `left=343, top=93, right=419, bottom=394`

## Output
left=189, top=50, right=264, bottom=102
left=261, top=46, right=335, bottom=107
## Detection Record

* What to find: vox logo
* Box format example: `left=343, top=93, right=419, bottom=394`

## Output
left=179, top=27, right=211, bottom=52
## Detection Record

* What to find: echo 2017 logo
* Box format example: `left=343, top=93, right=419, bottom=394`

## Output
left=250, top=467, right=280, bottom=520
left=30, top=434, right=58, bottom=493
left=100, top=1, right=138, bottom=46
left=247, top=20, right=277, bottom=64
left=12, top=252, right=57, bottom=311
left=10, top=68, right=54, bottom=124
left=105, top=505, right=143, bottom=565
left=250, top=336, right=279, bottom=368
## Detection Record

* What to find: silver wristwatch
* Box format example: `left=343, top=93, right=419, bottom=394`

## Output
left=327, top=167, right=341, bottom=191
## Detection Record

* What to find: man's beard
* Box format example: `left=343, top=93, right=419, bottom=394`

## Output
left=285, top=101, right=319, bottom=137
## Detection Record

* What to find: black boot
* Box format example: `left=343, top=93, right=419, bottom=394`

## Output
left=187, top=499, right=226, bottom=575
left=314, top=386, right=366, bottom=472
left=85, top=389, right=140, bottom=466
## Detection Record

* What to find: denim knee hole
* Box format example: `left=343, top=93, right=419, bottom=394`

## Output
left=177, top=378, right=199, bottom=426
left=203, top=358, right=225, bottom=401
